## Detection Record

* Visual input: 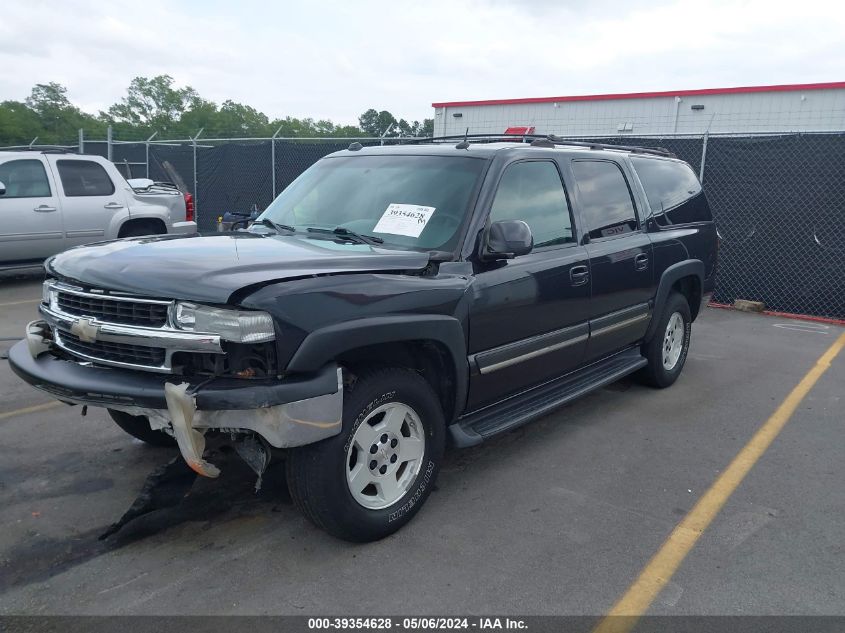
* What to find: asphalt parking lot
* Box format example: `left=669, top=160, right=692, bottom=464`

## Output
left=0, top=273, right=843, bottom=616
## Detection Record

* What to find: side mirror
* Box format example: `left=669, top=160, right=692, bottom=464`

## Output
left=484, top=219, right=533, bottom=259
left=0, top=180, right=6, bottom=196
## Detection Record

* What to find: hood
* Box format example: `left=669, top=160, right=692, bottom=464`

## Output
left=47, top=233, right=432, bottom=303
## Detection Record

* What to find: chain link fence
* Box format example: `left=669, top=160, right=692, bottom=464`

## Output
left=3, top=132, right=844, bottom=319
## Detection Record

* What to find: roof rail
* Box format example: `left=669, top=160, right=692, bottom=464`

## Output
left=411, top=133, right=675, bottom=157
left=415, top=133, right=533, bottom=144
left=0, top=146, right=74, bottom=154
left=546, top=135, right=675, bottom=157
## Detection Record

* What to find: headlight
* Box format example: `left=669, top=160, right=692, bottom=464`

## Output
left=174, top=302, right=275, bottom=343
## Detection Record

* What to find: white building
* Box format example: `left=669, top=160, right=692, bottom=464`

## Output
left=432, top=82, right=845, bottom=138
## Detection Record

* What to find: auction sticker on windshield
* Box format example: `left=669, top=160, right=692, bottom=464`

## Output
left=373, top=204, right=435, bottom=238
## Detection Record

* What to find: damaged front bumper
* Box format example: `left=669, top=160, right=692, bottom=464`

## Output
left=9, top=322, right=343, bottom=477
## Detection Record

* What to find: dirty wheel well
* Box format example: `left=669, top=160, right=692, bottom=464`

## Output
left=338, top=341, right=457, bottom=422
left=118, top=218, right=167, bottom=238
left=672, top=275, right=702, bottom=320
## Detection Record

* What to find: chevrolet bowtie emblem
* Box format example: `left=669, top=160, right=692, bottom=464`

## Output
left=70, top=318, right=100, bottom=343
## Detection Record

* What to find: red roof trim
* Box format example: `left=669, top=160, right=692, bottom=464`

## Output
left=431, top=81, right=845, bottom=108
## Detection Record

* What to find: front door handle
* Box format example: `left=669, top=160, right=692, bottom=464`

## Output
left=104, top=202, right=124, bottom=209
left=634, top=253, right=649, bottom=271
left=570, top=265, right=589, bottom=286
left=33, top=205, right=56, bottom=212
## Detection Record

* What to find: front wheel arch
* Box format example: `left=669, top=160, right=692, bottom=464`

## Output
left=287, top=315, right=468, bottom=421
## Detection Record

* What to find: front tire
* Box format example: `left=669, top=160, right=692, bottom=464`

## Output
left=108, top=409, right=176, bottom=447
left=637, top=291, right=692, bottom=388
left=286, top=367, right=445, bottom=542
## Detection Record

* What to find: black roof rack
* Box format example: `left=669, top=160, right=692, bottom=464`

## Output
left=0, top=146, right=74, bottom=154
left=411, top=133, right=675, bottom=158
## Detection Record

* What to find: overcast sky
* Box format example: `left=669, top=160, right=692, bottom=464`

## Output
left=2, top=0, right=844, bottom=125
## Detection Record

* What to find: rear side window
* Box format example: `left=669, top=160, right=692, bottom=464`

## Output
left=57, top=160, right=115, bottom=197
left=0, top=159, right=51, bottom=198
left=571, top=160, right=638, bottom=240
left=630, top=157, right=712, bottom=225
left=489, top=161, right=574, bottom=247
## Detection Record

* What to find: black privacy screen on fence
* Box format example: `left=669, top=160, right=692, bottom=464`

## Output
left=97, top=134, right=845, bottom=319
left=584, top=134, right=845, bottom=318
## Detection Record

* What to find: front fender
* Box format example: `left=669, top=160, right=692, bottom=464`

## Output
left=286, top=314, right=468, bottom=418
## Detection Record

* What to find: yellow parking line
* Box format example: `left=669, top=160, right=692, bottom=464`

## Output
left=0, top=401, right=62, bottom=421
left=0, top=298, right=41, bottom=307
left=594, top=329, right=845, bottom=633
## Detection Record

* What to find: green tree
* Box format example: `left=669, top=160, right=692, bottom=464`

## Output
left=22, top=82, right=104, bottom=143
left=358, top=109, right=398, bottom=137
left=105, top=75, right=198, bottom=136
left=215, top=100, right=271, bottom=136
left=176, top=97, right=220, bottom=137
left=0, top=81, right=429, bottom=146
left=359, top=109, right=432, bottom=138
left=0, top=101, right=43, bottom=145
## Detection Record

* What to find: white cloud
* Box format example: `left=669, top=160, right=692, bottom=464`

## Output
left=1, top=0, right=843, bottom=130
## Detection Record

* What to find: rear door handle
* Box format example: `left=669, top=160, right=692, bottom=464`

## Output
left=570, top=265, right=589, bottom=286
left=104, top=202, right=124, bottom=209
left=33, top=205, right=56, bottom=212
left=634, top=253, right=649, bottom=271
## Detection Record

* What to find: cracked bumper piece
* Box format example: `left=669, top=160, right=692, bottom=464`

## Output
left=8, top=338, right=343, bottom=458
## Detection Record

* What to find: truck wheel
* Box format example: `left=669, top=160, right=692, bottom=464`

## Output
left=286, top=367, right=445, bottom=542
left=637, top=291, right=692, bottom=388
left=108, top=409, right=176, bottom=447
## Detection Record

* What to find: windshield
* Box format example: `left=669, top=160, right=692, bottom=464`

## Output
left=257, top=155, right=486, bottom=251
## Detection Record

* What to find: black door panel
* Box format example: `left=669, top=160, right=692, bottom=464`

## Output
left=569, top=159, right=657, bottom=361
left=467, top=247, right=590, bottom=409
left=467, top=159, right=590, bottom=411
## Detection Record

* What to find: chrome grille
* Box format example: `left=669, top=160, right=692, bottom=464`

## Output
left=57, top=329, right=166, bottom=368
left=42, top=279, right=225, bottom=373
left=57, top=291, right=169, bottom=327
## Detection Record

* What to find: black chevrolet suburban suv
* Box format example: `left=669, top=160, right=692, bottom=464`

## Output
left=10, top=135, right=718, bottom=541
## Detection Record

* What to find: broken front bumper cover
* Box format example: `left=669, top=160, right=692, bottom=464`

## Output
left=8, top=333, right=343, bottom=477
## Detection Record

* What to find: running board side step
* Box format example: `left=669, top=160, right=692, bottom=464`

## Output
left=449, top=348, right=647, bottom=447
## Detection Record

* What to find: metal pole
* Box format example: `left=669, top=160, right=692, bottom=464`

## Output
left=107, top=126, right=113, bottom=161
left=699, top=131, right=709, bottom=184
left=271, top=124, right=283, bottom=199
left=379, top=124, right=394, bottom=146
left=145, top=131, right=157, bottom=179
left=78, top=129, right=84, bottom=154
left=673, top=96, right=681, bottom=134
left=192, top=128, right=203, bottom=216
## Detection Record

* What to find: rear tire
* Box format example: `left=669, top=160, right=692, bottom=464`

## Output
left=286, top=367, right=445, bottom=542
left=108, top=409, right=176, bottom=447
left=637, top=291, right=692, bottom=388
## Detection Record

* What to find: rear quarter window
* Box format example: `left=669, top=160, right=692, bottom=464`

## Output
left=630, top=157, right=712, bottom=226
left=57, top=160, right=115, bottom=197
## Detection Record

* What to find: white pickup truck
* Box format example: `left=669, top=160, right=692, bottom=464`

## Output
left=0, top=150, right=197, bottom=268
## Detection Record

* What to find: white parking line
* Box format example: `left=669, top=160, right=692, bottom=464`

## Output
left=0, top=298, right=41, bottom=307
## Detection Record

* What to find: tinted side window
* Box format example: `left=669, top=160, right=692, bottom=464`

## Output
left=0, top=159, right=51, bottom=198
left=571, top=160, right=638, bottom=240
left=630, top=157, right=712, bottom=225
left=489, top=161, right=573, bottom=247
left=57, top=160, right=115, bottom=197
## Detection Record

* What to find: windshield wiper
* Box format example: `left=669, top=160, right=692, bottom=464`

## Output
left=306, top=226, right=384, bottom=246
left=258, top=218, right=296, bottom=234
